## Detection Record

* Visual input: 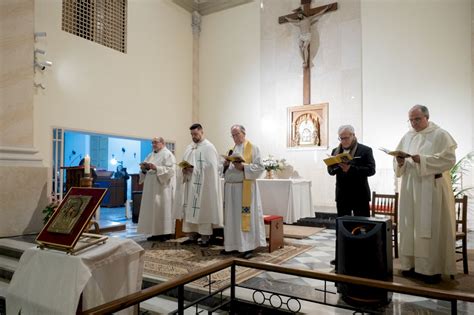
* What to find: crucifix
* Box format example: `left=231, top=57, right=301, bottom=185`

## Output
left=279, top=0, right=337, bottom=105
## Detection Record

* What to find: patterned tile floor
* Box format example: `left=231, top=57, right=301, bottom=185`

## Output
left=102, top=208, right=474, bottom=314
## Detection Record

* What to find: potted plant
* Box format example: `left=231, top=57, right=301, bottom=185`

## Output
left=450, top=151, right=474, bottom=198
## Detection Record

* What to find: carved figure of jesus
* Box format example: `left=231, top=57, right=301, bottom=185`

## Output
left=285, top=7, right=329, bottom=68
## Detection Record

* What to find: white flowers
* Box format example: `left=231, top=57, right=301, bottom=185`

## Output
left=263, top=155, right=286, bottom=172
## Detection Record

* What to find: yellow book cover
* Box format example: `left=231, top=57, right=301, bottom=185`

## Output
left=379, top=147, right=411, bottom=158
left=221, top=154, right=245, bottom=163
left=323, top=152, right=352, bottom=166
left=177, top=160, right=193, bottom=168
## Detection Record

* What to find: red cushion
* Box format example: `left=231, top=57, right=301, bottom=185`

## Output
left=263, top=215, right=283, bottom=224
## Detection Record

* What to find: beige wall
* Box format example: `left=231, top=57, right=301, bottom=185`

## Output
left=199, top=1, right=261, bottom=151
left=33, top=0, right=193, bottom=165
left=0, top=0, right=34, bottom=148
left=0, top=0, right=48, bottom=237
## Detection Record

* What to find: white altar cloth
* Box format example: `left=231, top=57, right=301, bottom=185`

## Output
left=257, top=179, right=313, bottom=224
left=7, top=238, right=144, bottom=315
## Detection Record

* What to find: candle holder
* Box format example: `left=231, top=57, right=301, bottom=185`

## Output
left=80, top=173, right=93, bottom=188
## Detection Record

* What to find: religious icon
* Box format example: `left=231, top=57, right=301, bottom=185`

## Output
left=47, top=195, right=92, bottom=234
left=288, top=103, right=328, bottom=148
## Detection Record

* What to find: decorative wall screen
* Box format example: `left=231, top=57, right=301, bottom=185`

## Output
left=62, top=0, right=127, bottom=53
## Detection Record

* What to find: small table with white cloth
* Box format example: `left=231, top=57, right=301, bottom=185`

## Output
left=7, top=238, right=144, bottom=315
left=257, top=179, right=313, bottom=224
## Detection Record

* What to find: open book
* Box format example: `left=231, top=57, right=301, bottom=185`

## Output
left=379, top=147, right=411, bottom=158
left=221, top=154, right=245, bottom=163
left=177, top=160, right=193, bottom=168
left=323, top=152, right=352, bottom=167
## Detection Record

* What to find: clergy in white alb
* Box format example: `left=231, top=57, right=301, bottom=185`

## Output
left=223, top=125, right=266, bottom=257
left=395, top=105, right=457, bottom=279
left=174, top=123, right=223, bottom=246
left=137, top=137, right=176, bottom=240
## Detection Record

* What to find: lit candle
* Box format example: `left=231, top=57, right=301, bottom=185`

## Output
left=84, top=155, right=90, bottom=175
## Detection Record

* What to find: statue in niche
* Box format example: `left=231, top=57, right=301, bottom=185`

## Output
left=295, top=113, right=320, bottom=146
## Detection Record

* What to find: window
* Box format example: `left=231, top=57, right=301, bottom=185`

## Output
left=62, top=0, right=127, bottom=53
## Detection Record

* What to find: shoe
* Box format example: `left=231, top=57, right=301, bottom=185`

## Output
left=330, top=259, right=336, bottom=266
left=198, top=240, right=210, bottom=247
left=241, top=251, right=253, bottom=259
left=147, top=235, right=161, bottom=241
left=220, top=249, right=235, bottom=255
left=401, top=268, right=416, bottom=278
left=423, top=274, right=441, bottom=284
left=181, top=238, right=197, bottom=245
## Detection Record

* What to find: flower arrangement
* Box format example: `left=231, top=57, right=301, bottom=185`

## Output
left=42, top=194, right=61, bottom=224
left=262, top=155, right=286, bottom=172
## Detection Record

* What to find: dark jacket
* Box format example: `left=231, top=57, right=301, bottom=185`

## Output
left=327, top=143, right=376, bottom=202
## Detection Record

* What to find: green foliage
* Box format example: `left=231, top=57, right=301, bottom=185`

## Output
left=42, top=196, right=60, bottom=224
left=450, top=151, right=474, bottom=198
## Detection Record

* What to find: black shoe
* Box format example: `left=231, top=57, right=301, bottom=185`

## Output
left=220, top=249, right=235, bottom=255
left=181, top=238, right=197, bottom=245
left=147, top=235, right=162, bottom=241
left=241, top=251, right=253, bottom=259
left=330, top=259, right=336, bottom=266
left=401, top=268, right=416, bottom=278
left=423, top=274, right=441, bottom=284
left=198, top=240, right=210, bottom=247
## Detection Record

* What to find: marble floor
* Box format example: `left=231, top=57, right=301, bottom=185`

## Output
left=100, top=207, right=474, bottom=314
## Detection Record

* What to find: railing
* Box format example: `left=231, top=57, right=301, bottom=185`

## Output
left=83, top=258, right=474, bottom=315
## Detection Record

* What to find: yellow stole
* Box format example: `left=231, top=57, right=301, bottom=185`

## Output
left=240, top=141, right=253, bottom=232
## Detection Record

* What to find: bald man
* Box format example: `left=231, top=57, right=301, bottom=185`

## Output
left=395, top=105, right=457, bottom=284
left=138, top=137, right=176, bottom=241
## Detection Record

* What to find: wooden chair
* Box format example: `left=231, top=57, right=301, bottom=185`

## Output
left=455, top=195, right=468, bottom=274
left=371, top=192, right=399, bottom=258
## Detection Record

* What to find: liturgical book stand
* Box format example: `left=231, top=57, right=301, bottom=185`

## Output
left=36, top=187, right=108, bottom=255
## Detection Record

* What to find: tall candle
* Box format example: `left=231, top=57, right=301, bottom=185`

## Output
left=84, top=155, right=91, bottom=175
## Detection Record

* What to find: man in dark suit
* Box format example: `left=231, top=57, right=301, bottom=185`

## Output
left=327, top=125, right=376, bottom=217
left=327, top=125, right=376, bottom=266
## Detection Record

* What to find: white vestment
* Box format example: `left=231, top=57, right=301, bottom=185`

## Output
left=395, top=121, right=457, bottom=276
left=223, top=143, right=266, bottom=252
left=174, top=139, right=223, bottom=234
left=137, top=147, right=176, bottom=236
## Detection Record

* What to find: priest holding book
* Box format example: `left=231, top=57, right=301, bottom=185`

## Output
left=174, top=123, right=223, bottom=247
left=394, top=105, right=457, bottom=284
left=138, top=137, right=176, bottom=241
left=222, top=125, right=266, bottom=259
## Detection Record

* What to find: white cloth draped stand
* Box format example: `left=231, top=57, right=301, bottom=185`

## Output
left=7, top=238, right=144, bottom=315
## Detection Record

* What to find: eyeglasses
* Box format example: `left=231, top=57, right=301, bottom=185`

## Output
left=338, top=136, right=352, bottom=141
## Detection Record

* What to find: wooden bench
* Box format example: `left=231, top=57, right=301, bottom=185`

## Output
left=263, top=215, right=284, bottom=252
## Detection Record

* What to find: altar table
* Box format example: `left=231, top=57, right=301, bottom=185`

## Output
left=7, top=238, right=144, bottom=315
left=257, top=179, right=313, bottom=224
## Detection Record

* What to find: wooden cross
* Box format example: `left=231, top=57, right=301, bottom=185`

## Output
left=279, top=0, right=337, bottom=105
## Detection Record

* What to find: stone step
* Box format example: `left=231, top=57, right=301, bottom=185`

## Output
left=0, top=239, right=35, bottom=260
